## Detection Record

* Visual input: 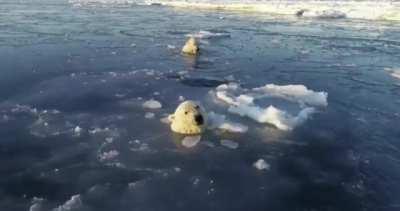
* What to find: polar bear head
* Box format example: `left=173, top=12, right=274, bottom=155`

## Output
left=181, top=37, right=199, bottom=55
left=168, top=100, right=207, bottom=135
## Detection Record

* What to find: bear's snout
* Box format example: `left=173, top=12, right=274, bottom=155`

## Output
left=195, top=114, right=204, bottom=125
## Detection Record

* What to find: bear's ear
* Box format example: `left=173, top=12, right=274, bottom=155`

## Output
left=168, top=114, right=175, bottom=122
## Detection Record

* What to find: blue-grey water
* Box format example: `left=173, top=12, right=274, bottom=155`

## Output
left=1, top=0, right=400, bottom=211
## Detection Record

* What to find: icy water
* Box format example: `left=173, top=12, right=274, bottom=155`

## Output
left=1, top=0, right=400, bottom=211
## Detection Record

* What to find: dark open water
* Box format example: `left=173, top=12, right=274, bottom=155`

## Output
left=1, top=0, right=400, bottom=210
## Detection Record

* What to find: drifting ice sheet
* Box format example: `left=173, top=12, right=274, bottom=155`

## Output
left=53, top=194, right=82, bottom=211
left=208, top=111, right=248, bottom=133
left=214, top=83, right=328, bottom=131
left=386, top=68, right=400, bottom=80
left=141, top=0, right=400, bottom=22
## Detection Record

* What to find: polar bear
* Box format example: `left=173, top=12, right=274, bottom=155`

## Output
left=181, top=37, right=199, bottom=55
left=168, top=101, right=207, bottom=134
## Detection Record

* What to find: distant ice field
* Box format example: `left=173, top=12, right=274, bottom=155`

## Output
left=1, top=0, right=400, bottom=211
left=69, top=0, right=400, bottom=21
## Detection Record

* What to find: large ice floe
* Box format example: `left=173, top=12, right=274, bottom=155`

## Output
left=53, top=194, right=82, bottom=211
left=212, top=83, right=328, bottom=131
left=385, top=67, right=400, bottom=80
left=142, top=0, right=400, bottom=22
left=207, top=111, right=248, bottom=133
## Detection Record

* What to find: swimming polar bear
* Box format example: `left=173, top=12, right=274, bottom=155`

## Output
left=168, top=101, right=206, bottom=135
left=181, top=37, right=199, bottom=55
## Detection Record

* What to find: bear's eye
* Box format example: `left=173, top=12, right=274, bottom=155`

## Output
left=184, top=111, right=188, bottom=115
left=195, top=105, right=200, bottom=109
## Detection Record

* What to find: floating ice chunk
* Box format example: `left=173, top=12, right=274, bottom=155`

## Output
left=220, top=139, right=239, bottom=149
left=105, top=137, right=114, bottom=143
left=229, top=104, right=315, bottom=131
left=144, top=69, right=155, bottom=76
left=253, top=159, right=270, bottom=170
left=145, top=112, right=155, bottom=119
left=89, top=127, right=110, bottom=134
left=167, top=44, right=176, bottom=49
left=53, top=194, right=82, bottom=211
left=392, top=71, right=400, bottom=80
left=186, top=30, right=230, bottom=39
left=2, top=114, right=10, bottom=122
left=192, top=177, right=200, bottom=186
left=386, top=68, right=400, bottom=80
left=30, top=197, right=44, bottom=211
left=160, top=116, right=171, bottom=124
left=182, top=135, right=201, bottom=148
left=143, top=99, right=162, bottom=109
left=179, top=96, right=185, bottom=101
left=115, top=93, right=126, bottom=98
left=98, top=150, right=119, bottom=161
left=11, top=104, right=38, bottom=114
left=109, top=72, right=118, bottom=77
left=208, top=112, right=248, bottom=133
left=73, top=126, right=82, bottom=135
left=214, top=83, right=327, bottom=130
left=252, top=84, right=328, bottom=106
left=129, top=143, right=155, bottom=153
left=218, top=121, right=248, bottom=133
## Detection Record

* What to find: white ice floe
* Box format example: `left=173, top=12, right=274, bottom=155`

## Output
left=208, top=112, right=248, bottom=133
left=186, top=30, right=230, bottom=39
left=253, top=159, right=270, bottom=170
left=182, top=135, right=201, bottom=148
left=385, top=68, right=400, bottom=80
left=143, top=0, right=400, bottom=22
left=89, top=127, right=110, bottom=134
left=213, top=83, right=328, bottom=131
left=130, top=143, right=156, bottom=153
left=30, top=197, right=44, bottom=211
left=392, top=72, right=400, bottom=80
left=145, top=112, right=155, bottom=119
left=73, top=126, right=82, bottom=135
left=220, top=139, right=239, bottom=149
left=98, top=150, right=119, bottom=161
left=105, top=137, right=114, bottom=143
left=167, top=44, right=176, bottom=49
left=53, top=194, right=82, bottom=211
left=11, top=104, right=38, bottom=114
left=160, top=116, right=171, bottom=124
left=142, top=99, right=162, bottom=109
left=229, top=104, right=316, bottom=131
left=252, top=84, right=328, bottom=107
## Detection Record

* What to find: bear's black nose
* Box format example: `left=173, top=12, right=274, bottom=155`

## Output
left=195, top=114, right=204, bottom=125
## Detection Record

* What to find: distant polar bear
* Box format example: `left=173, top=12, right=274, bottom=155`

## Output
left=181, top=37, right=199, bottom=55
left=168, top=101, right=207, bottom=135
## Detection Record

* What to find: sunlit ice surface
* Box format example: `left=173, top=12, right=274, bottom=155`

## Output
left=1, top=0, right=400, bottom=210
